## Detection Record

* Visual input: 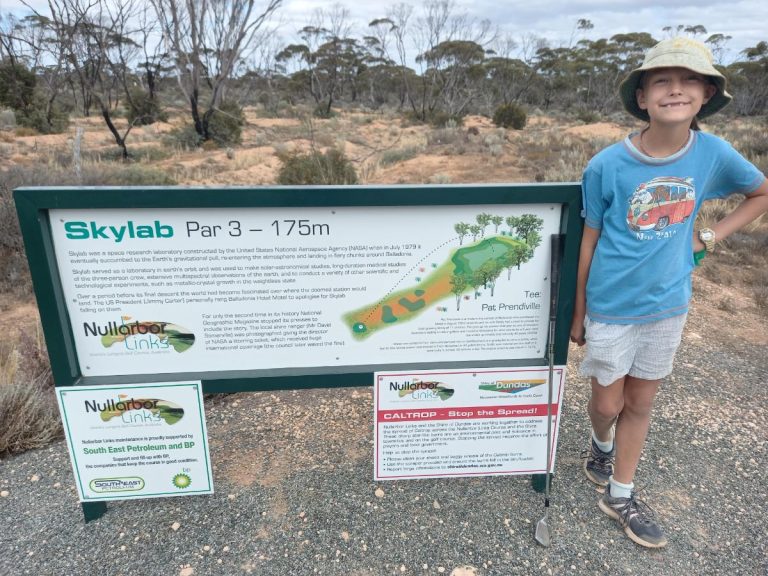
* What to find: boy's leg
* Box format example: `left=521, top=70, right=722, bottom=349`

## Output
left=583, top=376, right=624, bottom=486
left=588, top=376, right=625, bottom=443
left=613, top=375, right=661, bottom=484
left=598, top=374, right=667, bottom=548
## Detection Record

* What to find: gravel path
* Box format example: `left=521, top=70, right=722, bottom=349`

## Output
left=1, top=302, right=766, bottom=576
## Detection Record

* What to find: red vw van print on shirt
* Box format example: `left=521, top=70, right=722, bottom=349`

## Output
left=627, top=176, right=695, bottom=232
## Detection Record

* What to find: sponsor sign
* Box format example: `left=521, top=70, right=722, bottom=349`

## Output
left=56, top=381, right=213, bottom=501
left=48, top=205, right=560, bottom=376
left=374, top=367, right=565, bottom=480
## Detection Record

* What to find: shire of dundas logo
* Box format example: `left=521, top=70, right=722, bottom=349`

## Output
left=82, top=317, right=196, bottom=353
left=478, top=379, right=545, bottom=394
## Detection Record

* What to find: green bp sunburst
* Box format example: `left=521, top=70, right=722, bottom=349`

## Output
left=172, top=473, right=191, bottom=489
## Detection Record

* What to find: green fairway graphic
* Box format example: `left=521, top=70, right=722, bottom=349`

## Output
left=344, top=222, right=540, bottom=340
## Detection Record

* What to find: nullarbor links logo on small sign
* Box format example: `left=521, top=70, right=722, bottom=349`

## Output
left=85, top=394, right=186, bottom=425
left=389, top=379, right=455, bottom=402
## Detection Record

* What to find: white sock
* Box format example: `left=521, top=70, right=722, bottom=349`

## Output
left=609, top=476, right=634, bottom=499
left=592, top=430, right=614, bottom=453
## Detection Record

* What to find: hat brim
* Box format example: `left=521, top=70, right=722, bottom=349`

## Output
left=619, top=67, right=732, bottom=122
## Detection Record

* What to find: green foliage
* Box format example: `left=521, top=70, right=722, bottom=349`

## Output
left=165, top=124, right=203, bottom=150
left=277, top=148, right=358, bottom=185
left=15, top=96, right=69, bottom=134
left=207, top=101, right=245, bottom=145
left=575, top=108, right=601, bottom=123
left=493, top=103, right=527, bottom=130
left=125, top=90, right=167, bottom=126
left=313, top=105, right=335, bottom=119
left=0, top=61, right=69, bottom=133
left=380, top=145, right=421, bottom=166
left=0, top=60, right=35, bottom=112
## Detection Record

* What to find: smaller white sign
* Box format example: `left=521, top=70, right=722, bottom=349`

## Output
left=374, top=366, right=565, bottom=480
left=57, top=381, right=213, bottom=501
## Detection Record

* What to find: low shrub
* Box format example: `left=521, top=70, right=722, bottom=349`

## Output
left=207, top=101, right=245, bottom=146
left=277, top=148, right=358, bottom=185
left=493, top=102, right=527, bottom=130
left=125, top=90, right=167, bottom=126
left=0, top=328, right=60, bottom=457
left=164, top=124, right=203, bottom=150
left=380, top=145, right=422, bottom=166
left=0, top=109, right=16, bottom=130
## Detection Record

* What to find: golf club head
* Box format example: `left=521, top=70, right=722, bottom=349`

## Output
left=534, top=518, right=551, bottom=547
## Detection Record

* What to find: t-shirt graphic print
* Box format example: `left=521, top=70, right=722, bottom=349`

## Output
left=626, top=176, right=695, bottom=235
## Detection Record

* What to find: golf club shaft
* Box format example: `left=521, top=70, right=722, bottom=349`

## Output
left=544, top=234, right=563, bottom=503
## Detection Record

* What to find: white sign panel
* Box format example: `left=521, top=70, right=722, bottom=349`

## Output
left=49, top=205, right=560, bottom=375
left=373, top=367, right=565, bottom=480
left=56, top=381, right=213, bottom=501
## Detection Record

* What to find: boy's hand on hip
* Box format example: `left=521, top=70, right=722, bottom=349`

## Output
left=570, top=318, right=586, bottom=346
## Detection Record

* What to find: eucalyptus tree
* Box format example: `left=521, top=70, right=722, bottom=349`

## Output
left=150, top=0, right=282, bottom=141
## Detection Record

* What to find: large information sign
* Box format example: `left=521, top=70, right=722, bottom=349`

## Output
left=373, top=367, right=564, bottom=480
left=56, top=381, right=213, bottom=501
left=49, top=204, right=561, bottom=376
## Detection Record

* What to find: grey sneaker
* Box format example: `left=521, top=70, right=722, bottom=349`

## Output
left=598, top=486, right=668, bottom=548
left=582, top=438, right=615, bottom=487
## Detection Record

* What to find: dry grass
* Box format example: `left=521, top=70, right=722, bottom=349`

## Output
left=0, top=329, right=61, bottom=457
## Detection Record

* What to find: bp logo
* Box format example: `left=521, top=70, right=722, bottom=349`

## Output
left=173, top=473, right=191, bottom=489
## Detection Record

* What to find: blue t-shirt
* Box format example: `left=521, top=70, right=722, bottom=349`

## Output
left=581, top=130, right=764, bottom=324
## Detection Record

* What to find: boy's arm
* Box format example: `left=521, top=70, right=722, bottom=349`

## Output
left=693, top=178, right=768, bottom=252
left=570, top=224, right=600, bottom=346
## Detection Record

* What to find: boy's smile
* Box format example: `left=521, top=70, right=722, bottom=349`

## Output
left=636, top=67, right=717, bottom=126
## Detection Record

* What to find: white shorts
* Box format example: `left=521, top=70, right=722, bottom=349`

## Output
left=579, top=313, right=688, bottom=386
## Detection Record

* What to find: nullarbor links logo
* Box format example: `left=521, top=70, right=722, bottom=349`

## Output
left=390, top=379, right=454, bottom=402
left=82, top=315, right=195, bottom=353
left=85, top=393, right=185, bottom=425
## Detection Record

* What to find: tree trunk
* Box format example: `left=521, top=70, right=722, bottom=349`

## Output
left=101, top=105, right=129, bottom=160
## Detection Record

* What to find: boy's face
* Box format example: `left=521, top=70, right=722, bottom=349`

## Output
left=636, top=67, right=717, bottom=125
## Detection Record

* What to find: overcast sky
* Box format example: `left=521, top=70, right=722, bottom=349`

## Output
left=2, top=0, right=765, bottom=64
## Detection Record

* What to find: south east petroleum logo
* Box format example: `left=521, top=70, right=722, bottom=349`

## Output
left=82, top=315, right=195, bottom=353
left=389, top=379, right=454, bottom=402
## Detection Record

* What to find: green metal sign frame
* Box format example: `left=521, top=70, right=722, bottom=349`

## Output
left=15, top=184, right=583, bottom=521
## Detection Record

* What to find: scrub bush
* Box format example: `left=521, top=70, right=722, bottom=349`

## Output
left=277, top=149, right=358, bottom=185
left=207, top=101, right=245, bottom=146
left=493, top=103, right=527, bottom=130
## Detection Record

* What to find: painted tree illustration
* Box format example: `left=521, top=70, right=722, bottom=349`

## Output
left=502, top=247, right=518, bottom=279
left=511, top=243, right=531, bottom=270
left=454, top=222, right=470, bottom=245
left=470, top=269, right=484, bottom=299
left=491, top=215, right=503, bottom=233
left=526, top=229, right=542, bottom=250
left=450, top=273, right=469, bottom=310
left=515, top=214, right=544, bottom=244
left=476, top=212, right=492, bottom=237
left=505, top=215, right=519, bottom=237
left=469, top=224, right=482, bottom=243
left=478, top=260, right=503, bottom=296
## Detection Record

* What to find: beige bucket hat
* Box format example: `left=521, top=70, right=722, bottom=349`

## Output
left=619, top=37, right=732, bottom=121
